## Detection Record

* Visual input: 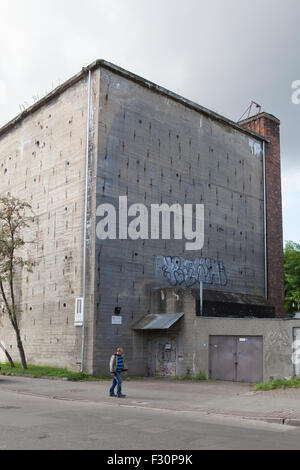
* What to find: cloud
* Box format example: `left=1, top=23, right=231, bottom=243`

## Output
left=0, top=0, right=299, bottom=240
left=282, top=167, right=300, bottom=243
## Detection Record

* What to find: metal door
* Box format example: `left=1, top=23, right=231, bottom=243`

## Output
left=152, top=335, right=177, bottom=377
left=210, top=336, right=236, bottom=381
left=236, top=337, right=263, bottom=383
left=210, top=336, right=263, bottom=383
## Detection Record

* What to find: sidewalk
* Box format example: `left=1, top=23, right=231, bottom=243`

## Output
left=1, top=375, right=300, bottom=426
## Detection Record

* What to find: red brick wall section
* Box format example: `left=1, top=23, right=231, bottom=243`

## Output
left=239, top=113, right=285, bottom=318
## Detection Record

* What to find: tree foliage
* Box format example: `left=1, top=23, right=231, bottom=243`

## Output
left=284, top=241, right=300, bottom=314
left=0, top=195, right=34, bottom=369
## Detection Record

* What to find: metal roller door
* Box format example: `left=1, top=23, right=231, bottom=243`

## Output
left=210, top=335, right=263, bottom=383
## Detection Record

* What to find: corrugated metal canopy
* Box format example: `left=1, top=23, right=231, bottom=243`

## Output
left=132, top=313, right=184, bottom=330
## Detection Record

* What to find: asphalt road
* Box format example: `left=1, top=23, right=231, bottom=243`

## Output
left=0, top=376, right=300, bottom=451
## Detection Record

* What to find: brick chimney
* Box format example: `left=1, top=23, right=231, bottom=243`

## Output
left=239, top=113, right=285, bottom=318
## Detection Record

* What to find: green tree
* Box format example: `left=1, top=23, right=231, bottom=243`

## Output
left=284, top=241, right=300, bottom=315
left=0, top=195, right=34, bottom=369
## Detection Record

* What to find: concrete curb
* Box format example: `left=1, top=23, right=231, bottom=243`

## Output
left=0, top=373, right=72, bottom=381
left=284, top=419, right=300, bottom=427
left=242, top=416, right=300, bottom=427
left=242, top=416, right=285, bottom=425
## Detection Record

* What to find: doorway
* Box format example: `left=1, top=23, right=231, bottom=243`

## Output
left=151, top=335, right=178, bottom=377
left=210, top=335, right=263, bottom=382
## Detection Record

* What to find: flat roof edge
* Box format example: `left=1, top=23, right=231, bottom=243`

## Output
left=0, top=65, right=92, bottom=138
left=99, top=60, right=269, bottom=143
left=0, top=59, right=269, bottom=143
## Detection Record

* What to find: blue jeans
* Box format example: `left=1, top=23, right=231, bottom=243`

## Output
left=110, top=371, right=122, bottom=396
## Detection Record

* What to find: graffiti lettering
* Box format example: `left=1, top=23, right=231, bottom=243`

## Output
left=156, top=256, right=228, bottom=287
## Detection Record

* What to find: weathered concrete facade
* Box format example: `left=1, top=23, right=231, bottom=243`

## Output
left=146, top=288, right=299, bottom=382
left=94, top=66, right=269, bottom=375
left=0, top=61, right=286, bottom=378
left=0, top=69, right=101, bottom=371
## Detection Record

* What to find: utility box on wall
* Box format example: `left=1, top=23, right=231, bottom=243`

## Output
left=74, top=298, right=84, bottom=327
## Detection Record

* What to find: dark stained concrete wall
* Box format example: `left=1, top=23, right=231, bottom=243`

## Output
left=94, top=68, right=266, bottom=375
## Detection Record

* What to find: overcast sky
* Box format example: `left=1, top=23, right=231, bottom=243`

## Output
left=0, top=0, right=299, bottom=244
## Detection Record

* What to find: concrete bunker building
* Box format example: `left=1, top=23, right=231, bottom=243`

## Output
left=0, top=60, right=296, bottom=382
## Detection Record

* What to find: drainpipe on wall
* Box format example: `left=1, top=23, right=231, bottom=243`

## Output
left=200, top=280, right=203, bottom=316
left=81, top=70, right=92, bottom=373
left=262, top=141, right=268, bottom=299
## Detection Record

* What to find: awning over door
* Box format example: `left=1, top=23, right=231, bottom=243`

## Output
left=132, top=312, right=184, bottom=330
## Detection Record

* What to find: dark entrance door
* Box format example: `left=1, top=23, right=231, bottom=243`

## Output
left=152, top=335, right=178, bottom=377
left=210, top=335, right=263, bottom=383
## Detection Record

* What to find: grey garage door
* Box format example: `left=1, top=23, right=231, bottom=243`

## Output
left=210, top=335, right=263, bottom=383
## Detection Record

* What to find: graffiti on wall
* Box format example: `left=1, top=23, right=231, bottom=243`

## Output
left=155, top=337, right=177, bottom=377
left=155, top=256, right=228, bottom=287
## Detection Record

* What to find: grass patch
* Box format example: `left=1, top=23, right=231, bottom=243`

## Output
left=254, top=376, right=300, bottom=392
left=0, top=363, right=110, bottom=381
left=175, top=372, right=207, bottom=381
